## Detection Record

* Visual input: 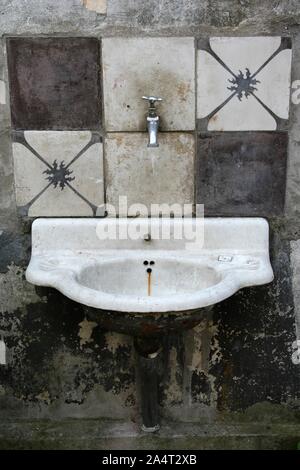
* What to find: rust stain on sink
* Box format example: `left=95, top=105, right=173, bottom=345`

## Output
left=147, top=270, right=152, bottom=296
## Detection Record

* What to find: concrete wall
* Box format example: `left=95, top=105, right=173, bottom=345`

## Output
left=0, top=0, right=300, bottom=434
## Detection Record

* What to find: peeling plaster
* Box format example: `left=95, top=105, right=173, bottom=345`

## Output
left=105, top=332, right=131, bottom=354
left=164, top=347, right=183, bottom=405
left=82, top=0, right=107, bottom=15
left=0, top=264, right=45, bottom=313
left=210, top=323, right=222, bottom=366
left=35, top=390, right=51, bottom=404
left=188, top=321, right=220, bottom=407
left=78, top=317, right=97, bottom=347
left=0, top=80, right=5, bottom=104
left=290, top=240, right=300, bottom=337
left=188, top=320, right=221, bottom=373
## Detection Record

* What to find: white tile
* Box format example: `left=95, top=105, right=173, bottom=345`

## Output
left=207, top=94, right=276, bottom=131
left=197, top=37, right=292, bottom=130
left=102, top=37, right=195, bottom=131
left=105, top=133, right=194, bottom=216
left=254, top=49, right=292, bottom=119
left=13, top=131, right=104, bottom=216
left=197, top=50, right=232, bottom=118
left=210, top=37, right=281, bottom=75
left=25, top=131, right=91, bottom=161
left=29, top=176, right=92, bottom=217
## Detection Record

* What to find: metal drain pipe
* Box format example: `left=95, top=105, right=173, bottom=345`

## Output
left=134, top=336, right=163, bottom=432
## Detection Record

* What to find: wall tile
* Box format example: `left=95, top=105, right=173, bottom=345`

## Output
left=105, top=133, right=194, bottom=216
left=102, top=37, right=195, bottom=132
left=197, top=37, right=292, bottom=131
left=7, top=37, right=101, bottom=130
left=12, top=131, right=104, bottom=216
left=196, top=132, right=288, bottom=216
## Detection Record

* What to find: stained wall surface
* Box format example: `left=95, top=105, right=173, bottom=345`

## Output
left=0, top=0, right=299, bottom=446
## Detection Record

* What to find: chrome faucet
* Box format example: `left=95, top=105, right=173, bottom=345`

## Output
left=142, top=96, right=162, bottom=148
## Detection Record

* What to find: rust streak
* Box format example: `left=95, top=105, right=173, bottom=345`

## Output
left=147, top=271, right=151, bottom=296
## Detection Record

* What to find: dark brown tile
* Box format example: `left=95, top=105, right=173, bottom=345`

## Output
left=196, top=132, right=288, bottom=216
left=7, top=37, right=101, bottom=130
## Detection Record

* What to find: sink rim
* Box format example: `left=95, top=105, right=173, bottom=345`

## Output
left=26, top=252, right=274, bottom=313
left=26, top=217, right=274, bottom=313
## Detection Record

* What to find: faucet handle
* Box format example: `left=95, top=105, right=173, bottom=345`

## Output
left=142, top=96, right=163, bottom=107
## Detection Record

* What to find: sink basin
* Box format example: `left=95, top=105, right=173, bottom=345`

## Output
left=26, top=217, right=273, bottom=334
left=78, top=258, right=221, bottom=300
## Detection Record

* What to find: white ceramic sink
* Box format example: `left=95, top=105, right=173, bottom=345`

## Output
left=26, top=218, right=273, bottom=313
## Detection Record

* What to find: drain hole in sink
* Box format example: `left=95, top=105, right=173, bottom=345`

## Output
left=143, top=261, right=149, bottom=265
left=146, top=268, right=152, bottom=274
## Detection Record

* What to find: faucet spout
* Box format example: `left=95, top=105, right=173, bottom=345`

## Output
left=142, top=96, right=162, bottom=148
left=147, top=116, right=159, bottom=148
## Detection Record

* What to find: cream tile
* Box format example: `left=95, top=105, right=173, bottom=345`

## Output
left=103, top=37, right=195, bottom=131
left=105, top=133, right=194, bottom=216
left=12, top=131, right=104, bottom=216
